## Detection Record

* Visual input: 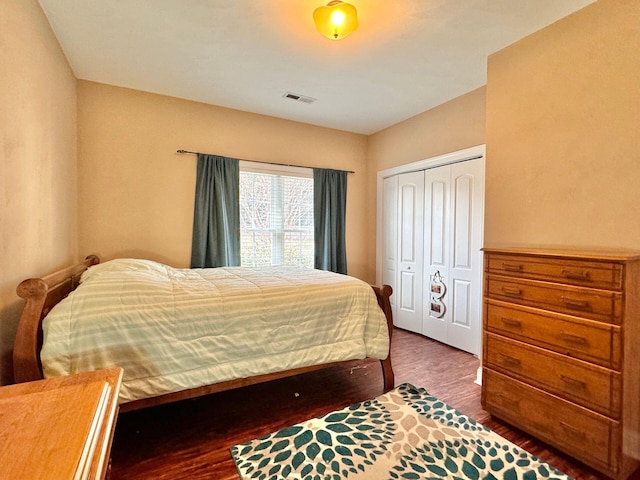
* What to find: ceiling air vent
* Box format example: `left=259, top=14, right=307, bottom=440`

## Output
left=283, top=92, right=317, bottom=104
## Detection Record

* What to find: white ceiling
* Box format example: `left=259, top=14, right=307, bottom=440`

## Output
left=39, top=0, right=595, bottom=135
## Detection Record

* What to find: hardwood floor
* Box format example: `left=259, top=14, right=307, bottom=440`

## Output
left=110, top=328, right=634, bottom=479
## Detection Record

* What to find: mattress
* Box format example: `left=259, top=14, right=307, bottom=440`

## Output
left=41, top=258, right=390, bottom=403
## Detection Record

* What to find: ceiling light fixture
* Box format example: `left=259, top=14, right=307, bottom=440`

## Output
left=313, top=1, right=359, bottom=41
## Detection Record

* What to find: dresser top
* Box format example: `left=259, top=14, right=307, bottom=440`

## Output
left=482, top=246, right=640, bottom=262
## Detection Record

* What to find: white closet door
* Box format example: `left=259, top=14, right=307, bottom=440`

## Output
left=382, top=175, right=398, bottom=320
left=422, top=158, right=484, bottom=355
left=422, top=166, right=451, bottom=344
left=447, top=158, right=484, bottom=355
left=395, top=171, right=424, bottom=333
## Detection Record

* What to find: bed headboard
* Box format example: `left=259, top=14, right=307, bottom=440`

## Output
left=13, top=254, right=100, bottom=383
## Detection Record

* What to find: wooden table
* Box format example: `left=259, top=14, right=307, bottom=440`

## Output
left=0, top=367, right=123, bottom=480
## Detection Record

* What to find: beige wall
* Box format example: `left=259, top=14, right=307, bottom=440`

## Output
left=368, top=88, right=487, bottom=173
left=77, top=82, right=371, bottom=279
left=0, top=1, right=78, bottom=384
left=485, top=0, right=640, bottom=249
left=365, top=87, right=487, bottom=277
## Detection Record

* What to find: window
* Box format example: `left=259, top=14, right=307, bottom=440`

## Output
left=239, top=161, right=314, bottom=267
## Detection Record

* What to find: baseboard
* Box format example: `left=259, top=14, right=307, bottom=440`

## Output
left=474, top=366, right=482, bottom=386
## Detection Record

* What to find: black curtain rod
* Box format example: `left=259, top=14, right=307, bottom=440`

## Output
left=176, top=149, right=355, bottom=174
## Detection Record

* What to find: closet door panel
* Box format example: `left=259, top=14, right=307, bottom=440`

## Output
left=422, top=168, right=450, bottom=343
left=452, top=279, right=472, bottom=328
left=395, top=171, right=424, bottom=333
left=382, top=176, right=398, bottom=318
left=453, top=175, right=473, bottom=269
left=428, top=180, right=447, bottom=268
left=447, top=158, right=484, bottom=355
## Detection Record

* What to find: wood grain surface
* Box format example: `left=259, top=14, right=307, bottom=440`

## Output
left=110, top=328, right=637, bottom=480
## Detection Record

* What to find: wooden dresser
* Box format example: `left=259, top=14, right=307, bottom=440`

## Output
left=481, top=248, right=640, bottom=480
left=0, top=367, right=123, bottom=480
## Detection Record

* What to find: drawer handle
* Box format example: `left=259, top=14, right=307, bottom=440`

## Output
left=500, top=317, right=522, bottom=328
left=502, top=286, right=523, bottom=296
left=501, top=355, right=522, bottom=367
left=559, top=421, right=587, bottom=439
left=559, top=332, right=588, bottom=345
left=561, top=269, right=591, bottom=281
left=502, top=263, right=523, bottom=272
left=560, top=374, right=587, bottom=389
left=561, top=296, right=590, bottom=310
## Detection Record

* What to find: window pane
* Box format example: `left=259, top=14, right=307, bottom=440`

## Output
left=240, top=170, right=313, bottom=267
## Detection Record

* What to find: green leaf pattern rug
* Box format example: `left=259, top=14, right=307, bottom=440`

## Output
left=231, top=383, right=572, bottom=480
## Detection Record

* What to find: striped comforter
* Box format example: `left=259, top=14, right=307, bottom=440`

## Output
left=41, top=258, right=390, bottom=403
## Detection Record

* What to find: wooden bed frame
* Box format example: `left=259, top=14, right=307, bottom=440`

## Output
left=13, top=255, right=395, bottom=413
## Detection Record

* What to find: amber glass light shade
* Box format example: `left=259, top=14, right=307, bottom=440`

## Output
left=313, top=1, right=359, bottom=40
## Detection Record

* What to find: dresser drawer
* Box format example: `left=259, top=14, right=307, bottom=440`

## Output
left=486, top=275, right=622, bottom=324
left=484, top=333, right=621, bottom=418
left=483, top=369, right=619, bottom=474
left=486, top=253, right=623, bottom=290
left=485, top=300, right=621, bottom=369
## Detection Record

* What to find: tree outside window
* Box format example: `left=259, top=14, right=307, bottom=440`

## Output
left=239, top=170, right=314, bottom=267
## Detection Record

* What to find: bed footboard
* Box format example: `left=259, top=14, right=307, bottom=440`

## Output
left=372, top=285, right=394, bottom=392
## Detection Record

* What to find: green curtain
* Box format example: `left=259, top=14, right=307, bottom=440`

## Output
left=313, top=168, right=348, bottom=274
left=190, top=154, right=240, bottom=268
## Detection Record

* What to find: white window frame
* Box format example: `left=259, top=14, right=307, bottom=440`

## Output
left=239, top=160, right=314, bottom=267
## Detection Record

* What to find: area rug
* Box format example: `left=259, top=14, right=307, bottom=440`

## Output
left=231, top=383, right=572, bottom=480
